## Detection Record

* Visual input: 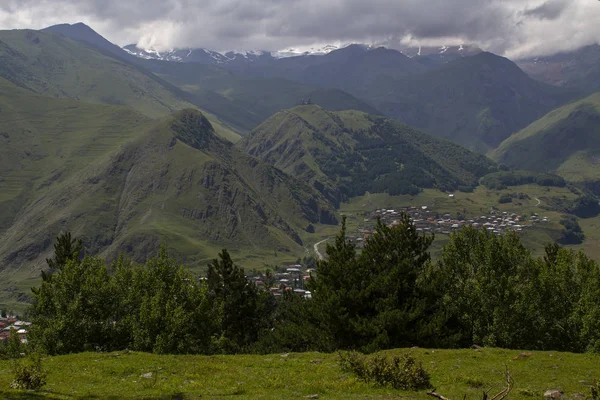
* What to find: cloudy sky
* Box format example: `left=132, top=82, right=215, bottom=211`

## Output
left=0, top=0, right=599, bottom=58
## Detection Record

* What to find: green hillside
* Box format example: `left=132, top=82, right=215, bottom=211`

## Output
left=0, top=28, right=241, bottom=143
left=491, top=92, right=600, bottom=183
left=241, top=105, right=495, bottom=204
left=0, top=82, right=336, bottom=308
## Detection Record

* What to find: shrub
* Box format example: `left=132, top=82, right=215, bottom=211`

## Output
left=10, top=353, right=47, bottom=390
left=498, top=194, right=513, bottom=204
left=338, top=351, right=431, bottom=390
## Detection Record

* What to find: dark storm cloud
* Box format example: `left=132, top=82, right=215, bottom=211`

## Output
left=0, top=0, right=598, bottom=58
left=523, top=0, right=569, bottom=20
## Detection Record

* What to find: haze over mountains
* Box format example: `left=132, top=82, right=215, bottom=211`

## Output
left=2, top=19, right=600, bottom=309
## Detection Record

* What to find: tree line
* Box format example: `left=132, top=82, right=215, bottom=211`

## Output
left=13, top=215, right=600, bottom=356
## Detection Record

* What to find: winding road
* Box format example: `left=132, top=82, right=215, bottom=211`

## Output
left=314, top=238, right=329, bottom=260
left=534, top=197, right=541, bottom=207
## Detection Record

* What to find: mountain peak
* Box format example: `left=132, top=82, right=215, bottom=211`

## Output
left=169, top=109, right=221, bottom=151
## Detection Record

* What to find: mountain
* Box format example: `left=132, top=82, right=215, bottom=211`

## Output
left=401, top=44, right=482, bottom=58
left=205, top=46, right=577, bottom=152
left=0, top=27, right=242, bottom=142
left=295, top=46, right=426, bottom=93
left=44, top=23, right=141, bottom=64
left=490, top=92, right=600, bottom=186
left=145, top=60, right=382, bottom=132
left=123, top=44, right=232, bottom=64
left=122, top=43, right=352, bottom=64
left=0, top=78, right=337, bottom=307
left=241, top=105, right=495, bottom=204
left=517, top=44, right=600, bottom=92
left=0, top=28, right=193, bottom=117
left=42, top=23, right=381, bottom=133
left=369, top=52, right=580, bottom=152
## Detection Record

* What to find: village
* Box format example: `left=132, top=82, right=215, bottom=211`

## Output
left=347, top=205, right=549, bottom=248
left=248, top=264, right=315, bottom=299
left=0, top=315, right=31, bottom=344
left=0, top=207, right=549, bottom=342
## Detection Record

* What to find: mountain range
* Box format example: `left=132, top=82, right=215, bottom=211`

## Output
left=2, top=21, right=600, bottom=309
left=0, top=24, right=502, bottom=309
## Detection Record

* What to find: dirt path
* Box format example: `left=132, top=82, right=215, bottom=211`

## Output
left=314, top=238, right=329, bottom=260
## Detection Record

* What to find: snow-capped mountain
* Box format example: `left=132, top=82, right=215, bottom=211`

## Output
left=272, top=44, right=343, bottom=58
left=122, top=43, right=362, bottom=64
left=400, top=44, right=482, bottom=58
left=122, top=45, right=231, bottom=64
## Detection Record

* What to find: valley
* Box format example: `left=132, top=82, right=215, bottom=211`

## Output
left=1, top=8, right=600, bottom=399
left=2, top=22, right=600, bottom=313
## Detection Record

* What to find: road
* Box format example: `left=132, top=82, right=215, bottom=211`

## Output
left=535, top=197, right=541, bottom=206
left=314, top=238, right=329, bottom=260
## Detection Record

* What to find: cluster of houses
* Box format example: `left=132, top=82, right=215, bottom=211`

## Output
left=347, top=206, right=549, bottom=247
left=249, top=265, right=314, bottom=298
left=0, top=316, right=31, bottom=344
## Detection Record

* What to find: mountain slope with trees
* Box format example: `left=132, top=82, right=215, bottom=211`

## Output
left=241, top=105, right=495, bottom=204
left=0, top=83, right=337, bottom=308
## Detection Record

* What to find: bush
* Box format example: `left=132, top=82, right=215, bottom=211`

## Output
left=498, top=194, right=513, bottom=204
left=10, top=353, right=47, bottom=390
left=338, top=351, right=431, bottom=390
left=480, top=170, right=566, bottom=189
left=558, top=215, right=585, bottom=245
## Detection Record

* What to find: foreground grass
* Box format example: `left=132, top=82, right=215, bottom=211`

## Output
left=0, top=348, right=598, bottom=399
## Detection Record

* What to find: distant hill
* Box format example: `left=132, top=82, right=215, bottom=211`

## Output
left=490, top=92, right=600, bottom=185
left=370, top=52, right=580, bottom=152
left=241, top=105, right=495, bottom=204
left=0, top=80, right=337, bottom=307
left=517, top=45, right=600, bottom=93
left=145, top=59, right=382, bottom=132
left=221, top=48, right=579, bottom=152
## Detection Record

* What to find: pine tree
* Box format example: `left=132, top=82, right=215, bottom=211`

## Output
left=308, top=214, right=434, bottom=352
left=43, top=232, right=83, bottom=282
left=208, top=250, right=271, bottom=353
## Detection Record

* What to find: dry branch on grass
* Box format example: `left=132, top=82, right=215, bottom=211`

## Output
left=427, top=369, right=512, bottom=400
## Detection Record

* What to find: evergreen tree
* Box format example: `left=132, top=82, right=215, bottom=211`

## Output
left=208, top=249, right=273, bottom=353
left=308, top=214, right=434, bottom=352
left=43, top=232, right=83, bottom=282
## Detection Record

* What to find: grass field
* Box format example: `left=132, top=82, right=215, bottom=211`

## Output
left=0, top=348, right=598, bottom=399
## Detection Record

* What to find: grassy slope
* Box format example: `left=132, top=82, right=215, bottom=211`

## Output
left=491, top=93, right=600, bottom=182
left=0, top=29, right=240, bottom=143
left=242, top=105, right=494, bottom=204
left=0, top=349, right=598, bottom=399
left=0, top=87, right=334, bottom=311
